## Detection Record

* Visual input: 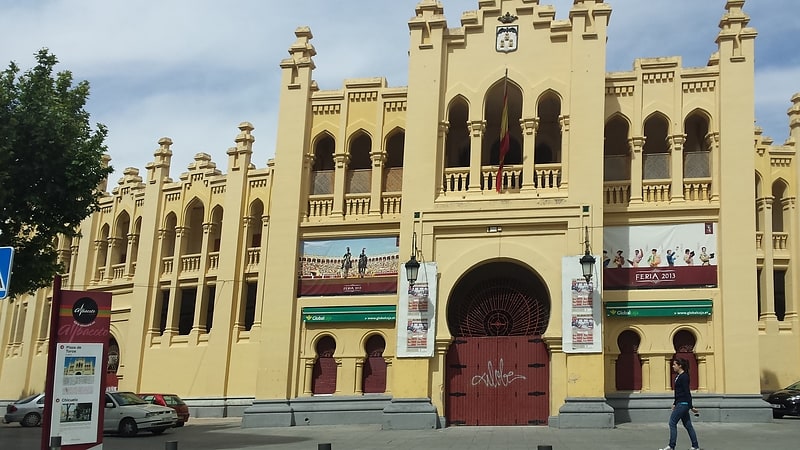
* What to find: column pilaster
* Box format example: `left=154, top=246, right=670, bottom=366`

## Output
left=468, top=120, right=485, bottom=191
left=629, top=137, right=645, bottom=203
left=669, top=134, right=686, bottom=202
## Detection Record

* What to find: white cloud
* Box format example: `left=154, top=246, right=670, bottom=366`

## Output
left=1, top=0, right=797, bottom=176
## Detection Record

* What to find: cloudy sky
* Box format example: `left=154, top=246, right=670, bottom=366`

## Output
left=1, top=0, right=797, bottom=178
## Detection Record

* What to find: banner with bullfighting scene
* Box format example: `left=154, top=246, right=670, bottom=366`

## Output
left=298, top=236, right=399, bottom=296
left=603, top=223, right=718, bottom=290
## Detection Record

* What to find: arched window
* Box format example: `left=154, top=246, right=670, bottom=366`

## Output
left=671, top=330, right=698, bottom=390
left=445, top=96, right=470, bottom=168
left=362, top=335, right=387, bottom=394
left=683, top=112, right=710, bottom=178
left=615, top=330, right=642, bottom=390
left=310, top=134, right=335, bottom=195
left=535, top=91, right=561, bottom=165
left=484, top=80, right=522, bottom=166
left=384, top=130, right=405, bottom=192
left=311, top=336, right=337, bottom=395
left=347, top=133, right=372, bottom=193
left=603, top=116, right=630, bottom=181
left=643, top=114, right=670, bottom=180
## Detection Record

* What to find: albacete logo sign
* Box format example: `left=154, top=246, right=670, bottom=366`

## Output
left=72, top=297, right=99, bottom=326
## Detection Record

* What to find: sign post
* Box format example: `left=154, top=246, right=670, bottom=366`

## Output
left=41, top=275, right=111, bottom=450
left=0, top=246, right=14, bottom=299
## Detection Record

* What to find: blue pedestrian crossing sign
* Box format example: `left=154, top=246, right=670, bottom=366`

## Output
left=0, top=247, right=14, bottom=300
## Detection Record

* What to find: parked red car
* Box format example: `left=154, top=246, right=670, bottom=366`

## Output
left=137, top=393, right=189, bottom=426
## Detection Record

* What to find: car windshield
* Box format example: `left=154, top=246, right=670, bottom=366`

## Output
left=111, top=392, right=148, bottom=406
left=786, top=381, right=800, bottom=390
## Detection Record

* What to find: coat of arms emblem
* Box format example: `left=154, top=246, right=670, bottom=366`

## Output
left=496, top=12, right=519, bottom=53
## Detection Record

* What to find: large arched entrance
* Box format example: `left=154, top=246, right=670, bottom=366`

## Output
left=445, top=261, right=551, bottom=426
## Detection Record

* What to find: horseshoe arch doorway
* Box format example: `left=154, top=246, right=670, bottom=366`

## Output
left=445, top=261, right=551, bottom=426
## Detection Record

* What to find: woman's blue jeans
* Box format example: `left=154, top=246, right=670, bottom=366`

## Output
left=668, top=402, right=699, bottom=448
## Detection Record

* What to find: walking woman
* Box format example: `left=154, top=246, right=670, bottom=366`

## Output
left=660, top=358, right=700, bottom=450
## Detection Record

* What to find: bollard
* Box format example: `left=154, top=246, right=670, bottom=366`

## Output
left=49, top=436, right=62, bottom=450
left=537, top=446, right=553, bottom=450
left=318, top=444, right=332, bottom=450
left=165, top=440, right=179, bottom=450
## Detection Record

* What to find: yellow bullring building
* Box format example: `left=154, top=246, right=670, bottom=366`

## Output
left=2, top=0, right=799, bottom=428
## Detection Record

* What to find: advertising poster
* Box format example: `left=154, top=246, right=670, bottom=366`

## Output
left=46, top=290, right=111, bottom=450
left=298, top=236, right=399, bottom=296
left=561, top=257, right=602, bottom=353
left=397, top=262, right=437, bottom=357
left=603, top=223, right=718, bottom=289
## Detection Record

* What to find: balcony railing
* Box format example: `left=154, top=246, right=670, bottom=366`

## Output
left=773, top=232, right=789, bottom=250
left=246, top=248, right=260, bottom=269
left=604, top=181, right=631, bottom=206
left=382, top=193, right=402, bottom=215
left=344, top=194, right=370, bottom=216
left=208, top=252, right=219, bottom=272
left=481, top=165, right=524, bottom=191
left=532, top=163, right=562, bottom=190
left=683, top=178, right=712, bottom=201
left=308, top=195, right=334, bottom=218
left=442, top=167, right=469, bottom=193
left=181, top=254, right=201, bottom=273
left=642, top=180, right=671, bottom=202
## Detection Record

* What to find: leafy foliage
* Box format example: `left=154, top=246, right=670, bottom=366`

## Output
left=0, top=49, right=113, bottom=297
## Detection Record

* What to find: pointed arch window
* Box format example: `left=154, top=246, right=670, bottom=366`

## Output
left=347, top=133, right=372, bottom=194
left=384, top=130, right=405, bottom=192
left=310, top=134, right=335, bottom=195
left=684, top=112, right=711, bottom=178
left=535, top=91, right=561, bottom=164
left=445, top=97, right=470, bottom=168
left=643, top=114, right=670, bottom=179
left=603, top=116, right=630, bottom=181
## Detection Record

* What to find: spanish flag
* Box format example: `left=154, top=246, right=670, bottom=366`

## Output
left=495, top=70, right=509, bottom=192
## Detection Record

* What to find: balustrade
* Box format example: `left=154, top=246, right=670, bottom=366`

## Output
left=382, top=193, right=402, bottom=215
left=307, top=195, right=334, bottom=218
left=683, top=178, right=712, bottom=201
left=604, top=181, right=631, bottom=206
left=442, top=167, right=469, bottom=193
left=773, top=232, right=789, bottom=250
left=181, top=254, right=201, bottom=273
left=642, top=180, right=671, bottom=202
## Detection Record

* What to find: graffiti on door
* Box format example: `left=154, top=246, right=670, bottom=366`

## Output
left=470, top=358, right=527, bottom=388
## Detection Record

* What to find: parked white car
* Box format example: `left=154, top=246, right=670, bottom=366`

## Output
left=104, top=391, right=177, bottom=436
left=4, top=393, right=45, bottom=427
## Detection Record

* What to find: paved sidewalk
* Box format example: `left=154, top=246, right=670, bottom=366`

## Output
left=187, top=416, right=800, bottom=450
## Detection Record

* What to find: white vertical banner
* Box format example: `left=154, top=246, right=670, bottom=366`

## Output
left=50, top=343, right=104, bottom=445
left=397, top=262, right=438, bottom=358
left=561, top=256, right=602, bottom=353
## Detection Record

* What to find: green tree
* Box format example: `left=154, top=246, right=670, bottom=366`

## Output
left=0, top=49, right=113, bottom=297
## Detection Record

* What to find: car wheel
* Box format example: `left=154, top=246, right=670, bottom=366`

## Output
left=119, top=418, right=138, bottom=437
left=175, top=421, right=185, bottom=427
left=772, top=411, right=784, bottom=419
left=21, top=412, right=41, bottom=427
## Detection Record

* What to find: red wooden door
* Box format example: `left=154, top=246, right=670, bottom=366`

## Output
left=446, top=336, right=549, bottom=425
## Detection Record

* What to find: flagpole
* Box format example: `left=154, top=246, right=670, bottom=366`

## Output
left=495, top=67, right=510, bottom=192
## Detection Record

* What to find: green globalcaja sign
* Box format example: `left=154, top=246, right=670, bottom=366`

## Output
left=302, top=305, right=396, bottom=323
left=605, top=300, right=712, bottom=318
